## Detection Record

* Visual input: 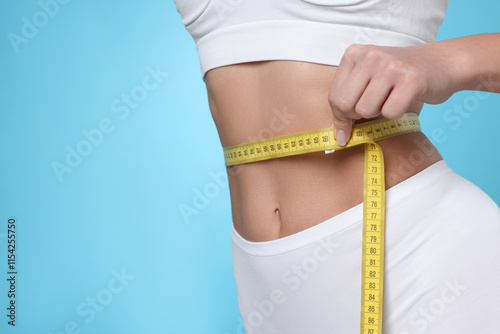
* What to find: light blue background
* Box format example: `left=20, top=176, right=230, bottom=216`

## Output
left=0, top=1, right=498, bottom=333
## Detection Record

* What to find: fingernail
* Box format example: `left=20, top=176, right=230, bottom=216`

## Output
left=336, top=130, right=346, bottom=146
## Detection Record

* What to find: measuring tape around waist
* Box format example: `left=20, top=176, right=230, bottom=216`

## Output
left=223, top=113, right=421, bottom=334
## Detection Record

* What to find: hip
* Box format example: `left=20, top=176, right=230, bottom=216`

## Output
left=231, top=160, right=500, bottom=333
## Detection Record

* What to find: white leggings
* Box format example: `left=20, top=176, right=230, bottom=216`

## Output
left=231, top=160, right=500, bottom=334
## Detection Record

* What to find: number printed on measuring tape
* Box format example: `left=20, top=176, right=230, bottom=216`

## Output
left=223, top=114, right=421, bottom=334
left=224, top=114, right=420, bottom=166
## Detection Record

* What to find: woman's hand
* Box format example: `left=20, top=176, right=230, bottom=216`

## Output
left=328, top=42, right=465, bottom=146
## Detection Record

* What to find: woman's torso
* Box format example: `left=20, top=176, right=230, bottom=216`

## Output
left=204, top=60, right=442, bottom=242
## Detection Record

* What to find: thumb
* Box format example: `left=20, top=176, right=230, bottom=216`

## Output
left=332, top=113, right=353, bottom=147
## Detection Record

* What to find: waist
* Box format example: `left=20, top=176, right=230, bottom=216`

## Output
left=205, top=60, right=442, bottom=242
left=226, top=131, right=441, bottom=241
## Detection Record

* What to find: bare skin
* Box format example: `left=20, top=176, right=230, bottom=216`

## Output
left=330, top=34, right=500, bottom=142
left=204, top=34, right=500, bottom=242
left=205, top=60, right=442, bottom=242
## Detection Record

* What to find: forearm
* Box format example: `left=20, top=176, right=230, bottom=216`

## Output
left=432, top=33, right=500, bottom=93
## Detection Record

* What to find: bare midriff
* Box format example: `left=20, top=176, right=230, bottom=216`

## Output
left=204, top=60, right=442, bottom=242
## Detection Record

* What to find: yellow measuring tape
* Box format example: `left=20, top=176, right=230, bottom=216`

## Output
left=223, top=113, right=421, bottom=334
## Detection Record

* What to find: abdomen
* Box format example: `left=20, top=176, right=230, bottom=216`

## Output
left=204, top=60, right=442, bottom=242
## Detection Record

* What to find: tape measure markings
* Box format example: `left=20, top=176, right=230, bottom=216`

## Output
left=361, top=140, right=385, bottom=334
left=223, top=113, right=421, bottom=334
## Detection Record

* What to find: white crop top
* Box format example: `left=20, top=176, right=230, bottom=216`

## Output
left=173, top=0, right=449, bottom=79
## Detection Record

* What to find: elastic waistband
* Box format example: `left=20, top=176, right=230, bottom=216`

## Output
left=232, top=159, right=452, bottom=257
